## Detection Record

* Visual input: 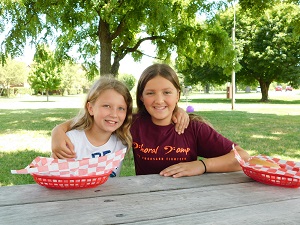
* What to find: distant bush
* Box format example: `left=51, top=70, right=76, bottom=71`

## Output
left=0, top=87, right=32, bottom=97
left=16, top=87, right=32, bottom=95
left=119, top=74, right=136, bottom=91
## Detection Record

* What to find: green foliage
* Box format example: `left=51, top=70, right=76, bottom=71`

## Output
left=0, top=0, right=225, bottom=78
left=60, top=62, right=91, bottom=95
left=118, top=74, right=136, bottom=91
left=28, top=45, right=61, bottom=100
left=180, top=2, right=300, bottom=102
left=234, top=3, right=300, bottom=101
left=176, top=17, right=237, bottom=83
left=238, top=0, right=278, bottom=13
left=180, top=61, right=231, bottom=87
left=0, top=58, right=28, bottom=96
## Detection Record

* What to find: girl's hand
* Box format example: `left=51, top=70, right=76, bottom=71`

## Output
left=51, top=124, right=76, bottom=159
left=159, top=160, right=206, bottom=178
left=172, top=107, right=189, bottom=134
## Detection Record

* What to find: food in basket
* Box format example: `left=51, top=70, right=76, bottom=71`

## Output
left=233, top=147, right=300, bottom=188
left=248, top=158, right=280, bottom=168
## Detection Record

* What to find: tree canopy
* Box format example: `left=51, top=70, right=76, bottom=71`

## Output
left=231, top=3, right=300, bottom=101
left=1, top=0, right=300, bottom=83
left=178, top=1, right=300, bottom=101
left=1, top=0, right=214, bottom=78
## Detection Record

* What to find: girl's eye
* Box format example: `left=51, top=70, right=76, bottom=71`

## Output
left=118, top=107, right=126, bottom=111
left=164, top=91, right=172, bottom=95
left=145, top=92, right=154, bottom=95
left=103, top=105, right=110, bottom=108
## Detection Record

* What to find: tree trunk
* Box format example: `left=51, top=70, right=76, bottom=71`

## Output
left=99, top=19, right=113, bottom=77
left=46, top=90, right=49, bottom=102
left=111, top=54, right=123, bottom=77
left=259, top=81, right=271, bottom=102
left=204, top=84, right=210, bottom=93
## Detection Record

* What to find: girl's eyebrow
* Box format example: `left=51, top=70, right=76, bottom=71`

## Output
left=144, top=86, right=174, bottom=91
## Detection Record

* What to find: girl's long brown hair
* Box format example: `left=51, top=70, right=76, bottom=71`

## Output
left=136, top=63, right=209, bottom=125
left=136, top=63, right=181, bottom=115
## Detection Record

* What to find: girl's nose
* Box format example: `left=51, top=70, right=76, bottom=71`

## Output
left=154, top=94, right=164, bottom=103
left=110, top=108, right=118, bottom=117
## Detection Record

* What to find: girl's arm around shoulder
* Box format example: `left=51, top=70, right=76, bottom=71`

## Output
left=51, top=120, right=76, bottom=159
left=172, top=107, right=190, bottom=134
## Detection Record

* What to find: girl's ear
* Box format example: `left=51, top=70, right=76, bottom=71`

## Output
left=140, top=96, right=144, bottom=102
left=87, top=102, right=94, bottom=116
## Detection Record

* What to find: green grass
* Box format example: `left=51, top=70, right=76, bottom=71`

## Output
left=197, top=111, right=300, bottom=159
left=0, top=108, right=78, bottom=186
left=1, top=92, right=300, bottom=186
left=0, top=150, right=50, bottom=186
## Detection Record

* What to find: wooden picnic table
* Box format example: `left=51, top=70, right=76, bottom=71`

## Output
left=0, top=171, right=299, bottom=224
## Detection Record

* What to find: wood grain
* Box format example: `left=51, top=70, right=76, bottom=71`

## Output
left=1, top=172, right=299, bottom=225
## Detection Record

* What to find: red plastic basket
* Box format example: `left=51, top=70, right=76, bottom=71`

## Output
left=242, top=166, right=300, bottom=188
left=32, top=172, right=111, bottom=189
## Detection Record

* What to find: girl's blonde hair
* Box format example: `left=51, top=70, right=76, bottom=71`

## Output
left=70, top=76, right=133, bottom=149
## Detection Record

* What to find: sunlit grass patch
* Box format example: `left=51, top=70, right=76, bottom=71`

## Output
left=251, top=134, right=280, bottom=140
left=0, top=132, right=52, bottom=152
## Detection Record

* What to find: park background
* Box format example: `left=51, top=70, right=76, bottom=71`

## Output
left=1, top=1, right=300, bottom=186
left=1, top=89, right=299, bottom=186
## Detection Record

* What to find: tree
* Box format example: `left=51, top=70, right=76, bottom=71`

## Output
left=231, top=3, right=300, bottom=101
left=0, top=0, right=214, bottom=78
left=28, top=44, right=61, bottom=101
left=178, top=2, right=300, bottom=102
left=0, top=58, right=27, bottom=96
left=60, top=62, right=90, bottom=95
left=175, top=10, right=239, bottom=88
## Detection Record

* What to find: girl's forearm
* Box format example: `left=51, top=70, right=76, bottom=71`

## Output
left=204, top=146, right=250, bottom=173
left=53, top=120, right=72, bottom=134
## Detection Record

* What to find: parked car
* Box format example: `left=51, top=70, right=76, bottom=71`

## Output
left=285, top=86, right=293, bottom=91
left=275, top=86, right=282, bottom=91
left=256, top=86, right=261, bottom=92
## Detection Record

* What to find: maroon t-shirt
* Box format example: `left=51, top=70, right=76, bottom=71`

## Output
left=130, top=113, right=235, bottom=175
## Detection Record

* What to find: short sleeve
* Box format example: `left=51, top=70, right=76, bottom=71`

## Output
left=193, top=121, right=235, bottom=158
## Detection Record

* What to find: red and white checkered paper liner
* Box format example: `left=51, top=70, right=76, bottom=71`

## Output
left=11, top=148, right=126, bottom=177
left=233, top=148, right=300, bottom=179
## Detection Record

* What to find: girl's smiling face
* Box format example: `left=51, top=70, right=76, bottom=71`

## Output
left=141, top=75, right=180, bottom=126
left=87, top=89, right=127, bottom=134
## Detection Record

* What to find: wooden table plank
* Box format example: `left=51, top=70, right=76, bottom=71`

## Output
left=127, top=199, right=300, bottom=225
left=0, top=172, right=252, bottom=206
left=1, top=180, right=299, bottom=225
